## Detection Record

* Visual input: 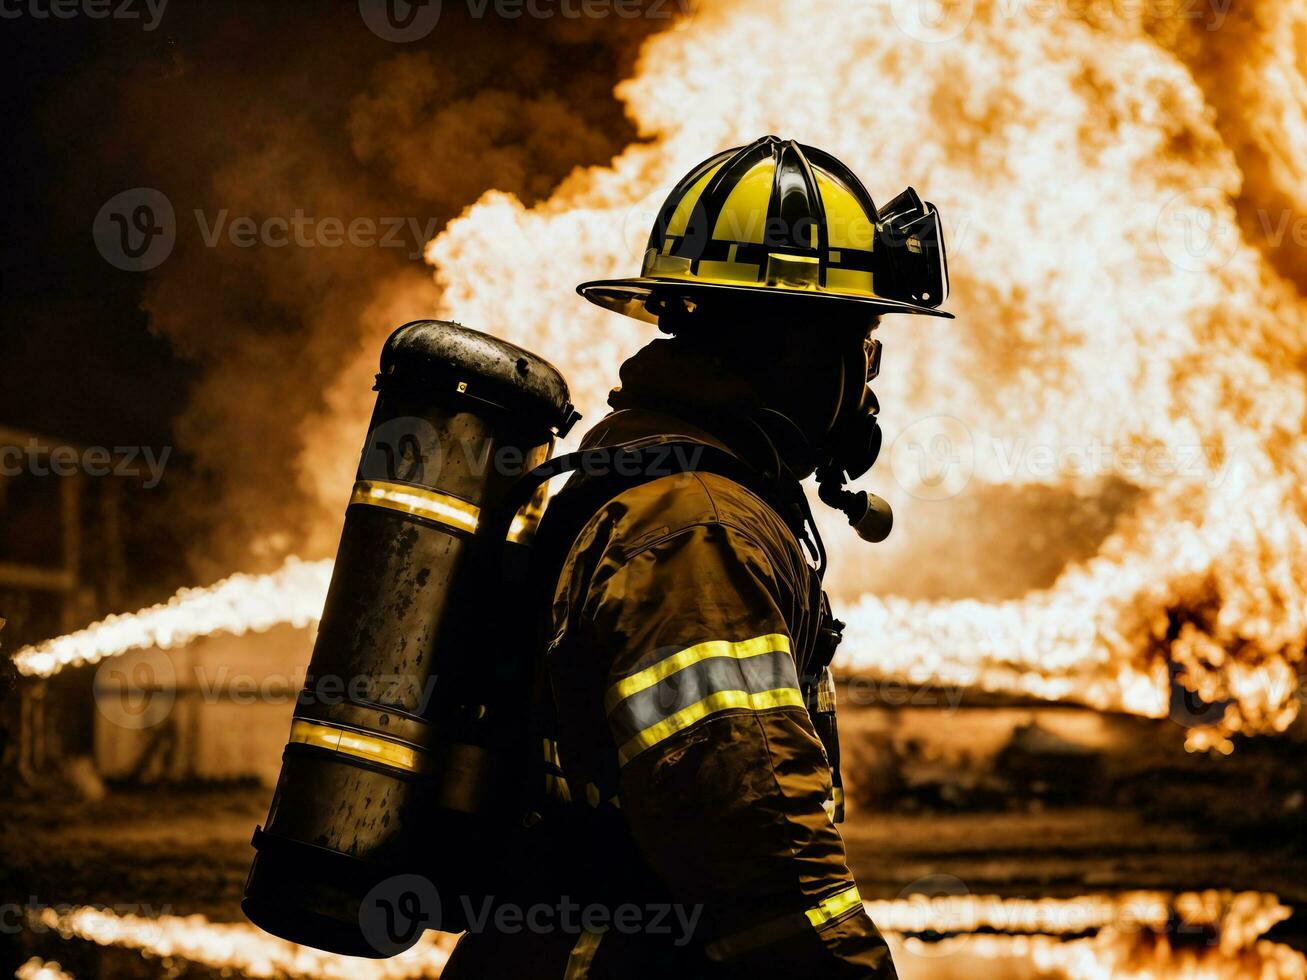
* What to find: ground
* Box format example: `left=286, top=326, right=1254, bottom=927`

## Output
left=3, top=782, right=1305, bottom=976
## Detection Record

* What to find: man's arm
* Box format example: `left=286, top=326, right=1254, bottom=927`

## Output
left=582, top=519, right=897, bottom=978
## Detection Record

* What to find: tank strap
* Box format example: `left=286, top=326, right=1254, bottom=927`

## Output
left=806, top=592, right=846, bottom=823
left=478, top=439, right=786, bottom=597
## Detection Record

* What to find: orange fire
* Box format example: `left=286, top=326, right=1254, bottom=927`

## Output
left=14, top=960, right=73, bottom=980
left=11, top=558, right=333, bottom=679
left=11, top=1, right=1307, bottom=752
left=422, top=0, right=1307, bottom=746
left=29, top=891, right=1304, bottom=979
left=29, top=905, right=454, bottom=979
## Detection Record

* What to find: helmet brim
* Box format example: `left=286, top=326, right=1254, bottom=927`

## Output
left=577, top=277, right=954, bottom=325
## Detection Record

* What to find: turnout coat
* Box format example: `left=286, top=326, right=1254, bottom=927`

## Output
left=442, top=409, right=897, bottom=979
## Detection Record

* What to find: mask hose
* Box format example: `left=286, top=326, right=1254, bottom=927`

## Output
left=817, top=476, right=894, bottom=544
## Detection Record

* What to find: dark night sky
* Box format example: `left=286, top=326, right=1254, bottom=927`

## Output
left=2, top=3, right=652, bottom=587
left=3, top=10, right=191, bottom=448
left=2, top=3, right=650, bottom=455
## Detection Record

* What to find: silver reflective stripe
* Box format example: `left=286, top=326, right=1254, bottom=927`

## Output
left=611, top=650, right=798, bottom=741
left=605, top=636, right=803, bottom=765
left=563, top=928, right=605, bottom=979
left=606, top=633, right=791, bottom=710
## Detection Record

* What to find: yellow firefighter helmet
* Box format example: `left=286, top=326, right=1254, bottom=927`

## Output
left=578, top=135, right=953, bottom=325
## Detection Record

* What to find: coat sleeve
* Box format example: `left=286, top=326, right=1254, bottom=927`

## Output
left=580, top=519, right=898, bottom=978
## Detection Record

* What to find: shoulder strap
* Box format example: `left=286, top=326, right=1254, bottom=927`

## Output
left=480, top=441, right=824, bottom=592
left=540, top=443, right=774, bottom=603
left=481, top=441, right=771, bottom=558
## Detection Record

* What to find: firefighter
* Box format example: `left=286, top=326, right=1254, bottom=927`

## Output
left=443, top=136, right=950, bottom=978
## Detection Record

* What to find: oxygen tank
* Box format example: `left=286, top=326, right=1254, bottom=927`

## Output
left=243, top=320, right=578, bottom=957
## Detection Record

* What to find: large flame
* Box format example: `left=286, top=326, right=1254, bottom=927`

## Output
left=14, top=960, right=73, bottom=980
left=12, top=1, right=1307, bottom=750
left=422, top=0, right=1307, bottom=745
left=11, top=559, right=333, bottom=679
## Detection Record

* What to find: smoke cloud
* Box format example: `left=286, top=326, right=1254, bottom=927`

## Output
left=59, top=4, right=659, bottom=577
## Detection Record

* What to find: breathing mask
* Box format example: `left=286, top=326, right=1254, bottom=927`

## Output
left=817, top=336, right=894, bottom=543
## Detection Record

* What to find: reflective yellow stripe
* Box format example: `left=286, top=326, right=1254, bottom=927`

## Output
left=288, top=718, right=427, bottom=774
left=544, top=737, right=562, bottom=767
left=351, top=479, right=479, bottom=533
left=804, top=886, right=862, bottom=929
left=545, top=772, right=572, bottom=803
left=563, top=929, right=604, bottom=979
left=617, top=687, right=804, bottom=765
left=822, top=786, right=846, bottom=822
left=606, top=633, right=791, bottom=711
left=351, top=479, right=535, bottom=542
